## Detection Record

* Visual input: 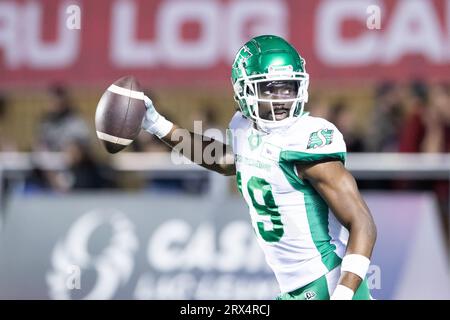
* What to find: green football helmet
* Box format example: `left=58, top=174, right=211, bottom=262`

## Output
left=231, top=35, right=309, bottom=132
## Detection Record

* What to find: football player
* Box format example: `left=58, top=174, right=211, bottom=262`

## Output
left=141, top=35, right=377, bottom=300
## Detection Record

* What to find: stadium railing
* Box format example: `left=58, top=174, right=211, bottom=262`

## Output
left=1, top=151, right=450, bottom=226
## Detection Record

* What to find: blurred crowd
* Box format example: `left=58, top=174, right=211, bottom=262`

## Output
left=1, top=81, right=449, bottom=178
left=0, top=81, right=449, bottom=193
left=308, top=80, right=450, bottom=244
left=308, top=80, right=450, bottom=154
left=1, top=80, right=450, bottom=191
left=1, top=80, right=449, bottom=243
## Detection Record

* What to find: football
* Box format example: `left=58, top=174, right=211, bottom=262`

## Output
left=95, top=76, right=146, bottom=153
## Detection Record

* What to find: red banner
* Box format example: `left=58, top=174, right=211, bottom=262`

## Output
left=1, top=0, right=450, bottom=87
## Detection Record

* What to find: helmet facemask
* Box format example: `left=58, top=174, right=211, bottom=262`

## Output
left=233, top=64, right=309, bottom=132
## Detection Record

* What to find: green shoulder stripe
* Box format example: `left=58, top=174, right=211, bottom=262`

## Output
left=280, top=151, right=346, bottom=164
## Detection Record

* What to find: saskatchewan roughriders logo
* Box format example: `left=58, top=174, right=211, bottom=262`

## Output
left=307, top=129, right=334, bottom=149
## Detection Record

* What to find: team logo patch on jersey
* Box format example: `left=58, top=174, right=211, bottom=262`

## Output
left=307, top=129, right=334, bottom=149
left=248, top=132, right=262, bottom=150
left=304, top=291, right=317, bottom=300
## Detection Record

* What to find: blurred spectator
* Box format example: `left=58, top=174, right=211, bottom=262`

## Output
left=367, top=81, right=404, bottom=152
left=398, top=80, right=431, bottom=152
left=36, top=84, right=89, bottom=152
left=26, top=140, right=116, bottom=193
left=0, top=93, right=17, bottom=214
left=329, top=101, right=365, bottom=152
left=398, top=81, right=449, bottom=247
left=61, top=141, right=114, bottom=191
left=0, top=93, right=17, bottom=151
left=420, top=83, right=450, bottom=153
left=308, top=95, right=332, bottom=120
left=27, top=85, right=113, bottom=192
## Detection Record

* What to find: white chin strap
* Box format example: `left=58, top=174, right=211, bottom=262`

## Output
left=255, top=114, right=299, bottom=133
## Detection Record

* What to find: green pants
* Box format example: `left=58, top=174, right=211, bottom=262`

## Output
left=276, top=268, right=372, bottom=300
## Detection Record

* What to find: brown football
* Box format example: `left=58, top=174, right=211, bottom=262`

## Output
left=95, top=76, right=146, bottom=153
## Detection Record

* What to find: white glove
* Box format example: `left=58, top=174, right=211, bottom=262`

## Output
left=141, top=95, right=173, bottom=138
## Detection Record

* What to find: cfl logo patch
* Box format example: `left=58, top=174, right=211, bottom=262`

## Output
left=304, top=291, right=317, bottom=300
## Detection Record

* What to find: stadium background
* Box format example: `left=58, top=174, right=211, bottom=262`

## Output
left=0, top=0, right=449, bottom=299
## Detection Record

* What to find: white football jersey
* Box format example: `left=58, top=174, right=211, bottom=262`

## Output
left=228, top=111, right=348, bottom=293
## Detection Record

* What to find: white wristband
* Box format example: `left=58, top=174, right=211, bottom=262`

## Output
left=151, top=116, right=173, bottom=139
left=341, top=254, right=370, bottom=280
left=330, top=285, right=354, bottom=300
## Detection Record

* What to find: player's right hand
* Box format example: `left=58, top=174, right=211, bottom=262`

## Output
left=141, top=95, right=173, bottom=138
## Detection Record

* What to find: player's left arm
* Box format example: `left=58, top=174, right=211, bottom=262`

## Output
left=296, top=160, right=377, bottom=299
